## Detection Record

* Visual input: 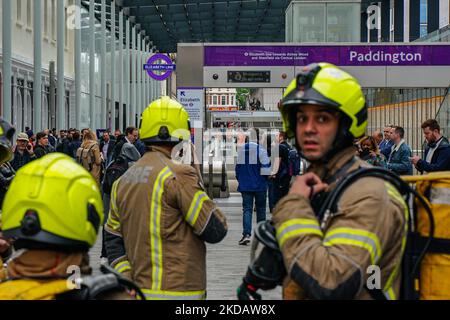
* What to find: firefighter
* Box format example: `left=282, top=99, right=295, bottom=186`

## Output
left=239, top=63, right=408, bottom=300
left=0, top=153, right=140, bottom=300
left=104, top=96, right=228, bottom=300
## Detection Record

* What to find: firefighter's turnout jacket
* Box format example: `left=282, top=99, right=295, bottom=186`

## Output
left=273, top=147, right=408, bottom=300
left=104, top=146, right=228, bottom=300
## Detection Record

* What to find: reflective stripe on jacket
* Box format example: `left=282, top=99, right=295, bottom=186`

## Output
left=273, top=147, right=408, bottom=300
left=104, top=146, right=227, bottom=300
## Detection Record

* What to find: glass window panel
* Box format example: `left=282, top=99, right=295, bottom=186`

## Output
left=286, top=5, right=293, bottom=41
left=420, top=24, right=428, bottom=37
left=420, top=0, right=427, bottom=24
left=293, top=3, right=325, bottom=42
left=327, top=4, right=360, bottom=42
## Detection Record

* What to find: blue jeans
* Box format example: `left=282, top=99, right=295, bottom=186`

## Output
left=242, top=191, right=267, bottom=236
left=267, top=180, right=274, bottom=212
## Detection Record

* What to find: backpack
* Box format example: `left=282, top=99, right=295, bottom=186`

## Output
left=287, top=147, right=301, bottom=177
left=102, top=156, right=129, bottom=195
left=110, top=136, right=127, bottom=163
left=315, top=166, right=449, bottom=300
left=76, top=144, right=97, bottom=172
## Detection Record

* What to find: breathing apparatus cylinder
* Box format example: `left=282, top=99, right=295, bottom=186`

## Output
left=237, top=221, right=286, bottom=300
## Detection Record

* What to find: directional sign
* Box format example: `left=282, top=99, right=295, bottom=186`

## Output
left=144, top=54, right=176, bottom=81
left=177, top=88, right=205, bottom=123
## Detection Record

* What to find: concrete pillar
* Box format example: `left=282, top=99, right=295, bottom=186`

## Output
left=12, top=73, right=17, bottom=128
left=145, top=43, right=149, bottom=107
left=131, top=26, right=136, bottom=127
left=89, top=0, right=96, bottom=129
left=57, top=0, right=65, bottom=130
left=101, top=0, right=107, bottom=129
left=75, top=0, right=82, bottom=129
left=111, top=1, right=116, bottom=131
left=50, top=62, right=56, bottom=129
left=141, top=37, right=146, bottom=116
left=2, top=0, right=12, bottom=123
left=33, top=0, right=42, bottom=132
left=137, top=32, right=141, bottom=124
left=149, top=46, right=154, bottom=102
left=126, top=19, right=130, bottom=128
left=119, top=9, right=124, bottom=132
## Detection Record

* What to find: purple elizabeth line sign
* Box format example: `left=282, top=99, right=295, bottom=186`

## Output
left=145, top=54, right=176, bottom=81
left=204, top=45, right=450, bottom=67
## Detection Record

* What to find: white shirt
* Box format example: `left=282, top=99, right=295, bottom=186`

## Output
left=425, top=137, right=443, bottom=164
left=102, top=141, right=109, bottom=160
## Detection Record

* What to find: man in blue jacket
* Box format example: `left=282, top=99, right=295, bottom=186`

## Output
left=387, top=126, right=413, bottom=175
left=410, top=119, right=450, bottom=173
left=235, top=129, right=271, bottom=245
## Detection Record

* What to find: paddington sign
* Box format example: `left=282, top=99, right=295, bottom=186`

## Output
left=204, top=45, right=450, bottom=67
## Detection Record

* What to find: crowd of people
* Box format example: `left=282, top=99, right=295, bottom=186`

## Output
left=234, top=129, right=302, bottom=245
left=356, top=120, right=450, bottom=174
left=0, top=63, right=448, bottom=300
left=234, top=118, right=450, bottom=248
left=0, top=126, right=149, bottom=219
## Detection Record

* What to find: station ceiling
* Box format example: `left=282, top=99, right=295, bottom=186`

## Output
left=84, top=0, right=292, bottom=53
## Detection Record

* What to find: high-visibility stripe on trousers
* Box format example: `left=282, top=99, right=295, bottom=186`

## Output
left=141, top=289, right=206, bottom=300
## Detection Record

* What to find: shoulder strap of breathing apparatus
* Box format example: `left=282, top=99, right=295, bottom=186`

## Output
left=315, top=166, right=435, bottom=301
left=56, top=264, right=145, bottom=300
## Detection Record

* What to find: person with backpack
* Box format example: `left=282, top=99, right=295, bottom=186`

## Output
left=270, top=131, right=295, bottom=206
left=69, top=131, right=82, bottom=159
left=100, top=140, right=140, bottom=259
left=0, top=153, right=140, bottom=300
left=237, top=63, right=408, bottom=300
left=76, top=129, right=102, bottom=185
left=235, top=128, right=271, bottom=246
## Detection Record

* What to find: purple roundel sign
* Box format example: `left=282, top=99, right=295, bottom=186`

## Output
left=144, top=54, right=176, bottom=81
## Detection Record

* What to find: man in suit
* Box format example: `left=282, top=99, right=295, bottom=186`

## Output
left=100, top=131, right=115, bottom=166
left=410, top=119, right=450, bottom=173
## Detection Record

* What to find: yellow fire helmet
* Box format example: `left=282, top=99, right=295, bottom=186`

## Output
left=139, top=96, right=191, bottom=145
left=280, top=63, right=367, bottom=140
left=0, top=118, right=15, bottom=164
left=2, top=153, right=103, bottom=251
